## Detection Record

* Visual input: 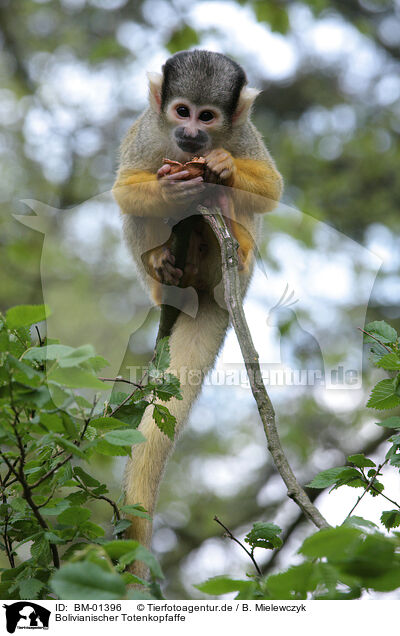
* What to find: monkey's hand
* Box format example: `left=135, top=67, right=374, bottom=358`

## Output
left=144, top=246, right=183, bottom=286
left=204, top=149, right=236, bottom=186
left=157, top=164, right=205, bottom=204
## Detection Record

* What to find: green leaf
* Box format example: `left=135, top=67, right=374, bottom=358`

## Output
left=50, top=562, right=126, bottom=599
left=44, top=531, right=66, bottom=544
left=104, top=541, right=163, bottom=579
left=126, top=545, right=163, bottom=579
left=306, top=466, right=348, bottom=488
left=386, top=443, right=400, bottom=467
left=152, top=373, right=182, bottom=402
left=103, top=539, right=140, bottom=559
left=377, top=353, right=400, bottom=370
left=109, top=391, right=129, bottom=405
left=365, top=567, right=400, bottom=592
left=61, top=413, right=78, bottom=440
left=19, top=578, right=45, bottom=600
left=368, top=342, right=390, bottom=364
left=90, top=416, right=128, bottom=431
left=86, top=355, right=109, bottom=372
left=300, top=527, right=361, bottom=559
left=6, top=304, right=51, bottom=328
left=381, top=510, right=400, bottom=531
left=342, top=533, right=396, bottom=580
left=47, top=383, right=69, bottom=406
left=343, top=516, right=378, bottom=532
left=40, top=413, right=64, bottom=433
left=57, top=345, right=96, bottom=367
left=95, top=440, right=131, bottom=456
left=121, top=572, right=147, bottom=587
left=265, top=562, right=316, bottom=600
left=245, top=522, right=283, bottom=550
left=120, top=504, right=151, bottom=521
left=347, top=454, right=375, bottom=468
left=153, top=404, right=176, bottom=440
left=48, top=367, right=105, bottom=389
left=369, top=480, right=384, bottom=496
left=58, top=506, right=91, bottom=526
left=364, top=321, right=398, bottom=344
left=74, top=395, right=93, bottom=408
left=23, top=344, right=74, bottom=363
left=153, top=337, right=170, bottom=372
left=10, top=497, right=27, bottom=512
left=52, top=435, right=86, bottom=458
left=24, top=344, right=103, bottom=371
left=367, top=379, right=400, bottom=410
left=14, top=385, right=52, bottom=408
left=41, top=500, right=71, bottom=516
left=331, top=467, right=365, bottom=489
left=73, top=466, right=100, bottom=487
left=80, top=521, right=105, bottom=539
left=6, top=354, right=39, bottom=379
left=195, top=576, right=253, bottom=595
left=113, top=519, right=132, bottom=535
left=0, top=330, right=9, bottom=351
left=31, top=536, right=51, bottom=565
left=1, top=565, right=26, bottom=581
left=377, top=416, right=400, bottom=429
left=104, top=429, right=146, bottom=446
left=111, top=403, right=147, bottom=427
left=57, top=471, right=76, bottom=488
left=61, top=542, right=88, bottom=561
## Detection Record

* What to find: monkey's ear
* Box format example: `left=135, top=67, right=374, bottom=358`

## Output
left=232, top=87, right=260, bottom=126
left=147, top=71, right=163, bottom=113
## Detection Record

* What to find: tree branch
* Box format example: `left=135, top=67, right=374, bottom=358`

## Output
left=214, top=515, right=261, bottom=575
left=30, top=453, right=73, bottom=490
left=199, top=204, right=330, bottom=530
left=261, top=428, right=393, bottom=575
left=345, top=461, right=388, bottom=519
left=0, top=450, right=60, bottom=568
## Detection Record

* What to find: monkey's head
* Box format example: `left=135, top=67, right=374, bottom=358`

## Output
left=147, top=50, right=260, bottom=156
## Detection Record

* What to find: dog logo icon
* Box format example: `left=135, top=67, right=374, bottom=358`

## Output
left=3, top=602, right=50, bottom=634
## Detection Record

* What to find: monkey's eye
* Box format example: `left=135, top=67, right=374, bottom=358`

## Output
left=176, top=105, right=190, bottom=118
left=199, top=111, right=214, bottom=122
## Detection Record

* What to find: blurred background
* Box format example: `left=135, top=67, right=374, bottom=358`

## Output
left=1, top=0, right=400, bottom=598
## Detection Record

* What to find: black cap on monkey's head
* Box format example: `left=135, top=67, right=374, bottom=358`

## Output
left=161, top=50, right=247, bottom=118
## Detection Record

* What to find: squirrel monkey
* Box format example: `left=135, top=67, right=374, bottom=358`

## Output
left=112, top=50, right=283, bottom=578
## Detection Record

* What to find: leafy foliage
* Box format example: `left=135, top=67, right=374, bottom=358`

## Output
left=198, top=319, right=400, bottom=600
left=245, top=522, right=283, bottom=551
left=199, top=523, right=400, bottom=600
left=0, top=306, right=181, bottom=599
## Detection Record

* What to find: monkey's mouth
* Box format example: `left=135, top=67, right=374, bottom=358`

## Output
left=176, top=140, right=206, bottom=153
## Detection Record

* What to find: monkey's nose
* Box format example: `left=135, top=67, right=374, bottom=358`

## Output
left=182, top=126, right=198, bottom=138
left=175, top=127, right=208, bottom=152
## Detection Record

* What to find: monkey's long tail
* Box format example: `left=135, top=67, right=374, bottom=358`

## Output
left=124, top=293, right=228, bottom=579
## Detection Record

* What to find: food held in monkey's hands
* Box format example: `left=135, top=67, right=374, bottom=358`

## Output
left=162, top=156, right=206, bottom=178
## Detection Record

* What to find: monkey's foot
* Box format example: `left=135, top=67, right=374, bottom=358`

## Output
left=148, top=246, right=183, bottom=285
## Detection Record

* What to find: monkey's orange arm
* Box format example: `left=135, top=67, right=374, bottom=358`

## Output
left=232, top=158, right=283, bottom=211
left=112, top=170, right=174, bottom=217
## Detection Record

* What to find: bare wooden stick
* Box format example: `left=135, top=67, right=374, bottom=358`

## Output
left=198, top=204, right=330, bottom=530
